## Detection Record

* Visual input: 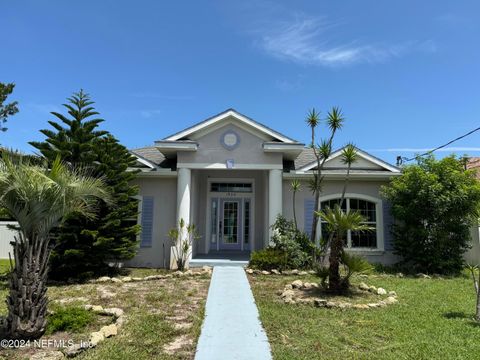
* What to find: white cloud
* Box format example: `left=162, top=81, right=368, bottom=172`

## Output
left=255, top=15, right=435, bottom=66
left=140, top=109, right=162, bottom=118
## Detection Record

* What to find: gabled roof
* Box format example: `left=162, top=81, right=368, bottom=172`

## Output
left=296, top=147, right=401, bottom=173
left=163, top=108, right=298, bottom=144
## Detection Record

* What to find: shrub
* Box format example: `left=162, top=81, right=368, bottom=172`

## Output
left=382, top=155, right=480, bottom=275
left=46, top=306, right=95, bottom=335
left=249, top=248, right=288, bottom=270
left=270, top=215, right=317, bottom=269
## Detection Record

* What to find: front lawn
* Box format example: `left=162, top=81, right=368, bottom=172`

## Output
left=0, top=268, right=211, bottom=359
left=250, top=272, right=480, bottom=360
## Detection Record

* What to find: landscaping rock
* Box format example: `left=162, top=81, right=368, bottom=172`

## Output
left=281, top=290, right=295, bottom=299
left=396, top=272, right=404, bottom=278
left=385, top=296, right=398, bottom=304
left=271, top=269, right=281, bottom=275
left=31, top=351, right=65, bottom=360
left=122, top=276, right=132, bottom=282
left=102, top=307, right=124, bottom=317
left=358, top=282, right=370, bottom=291
left=325, top=301, right=336, bottom=308
left=308, top=270, right=316, bottom=274
left=303, top=282, right=314, bottom=289
left=91, top=305, right=103, bottom=312
left=96, top=276, right=111, bottom=283
left=89, top=331, right=105, bottom=346
left=261, top=270, right=271, bottom=275
left=368, top=286, right=377, bottom=293
left=291, top=280, right=303, bottom=289
left=132, top=277, right=143, bottom=281
left=416, top=273, right=431, bottom=279
left=100, top=324, right=118, bottom=338
left=245, top=268, right=254, bottom=274
left=314, top=299, right=328, bottom=307
left=144, top=274, right=164, bottom=281
left=298, top=271, right=308, bottom=275
left=291, top=269, right=299, bottom=275
left=64, top=344, right=86, bottom=358
left=116, top=316, right=126, bottom=328
left=111, top=278, right=122, bottom=283
left=377, top=287, right=387, bottom=295
left=367, top=303, right=380, bottom=308
left=84, top=304, right=93, bottom=311
left=353, top=304, right=370, bottom=310
left=284, top=284, right=293, bottom=290
left=389, top=291, right=397, bottom=297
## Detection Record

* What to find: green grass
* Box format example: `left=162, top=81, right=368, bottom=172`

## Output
left=46, top=306, right=95, bottom=334
left=0, top=259, right=10, bottom=275
left=0, top=269, right=210, bottom=359
left=250, top=273, right=480, bottom=360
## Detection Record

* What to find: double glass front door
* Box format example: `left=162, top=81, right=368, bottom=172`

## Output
left=210, top=197, right=251, bottom=251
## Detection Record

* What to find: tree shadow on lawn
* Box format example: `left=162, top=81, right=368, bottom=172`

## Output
left=443, top=311, right=480, bottom=327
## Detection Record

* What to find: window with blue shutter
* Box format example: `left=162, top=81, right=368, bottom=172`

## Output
left=140, top=196, right=154, bottom=247
left=304, top=198, right=315, bottom=237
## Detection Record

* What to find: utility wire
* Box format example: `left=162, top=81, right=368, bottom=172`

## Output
left=398, top=125, right=480, bottom=165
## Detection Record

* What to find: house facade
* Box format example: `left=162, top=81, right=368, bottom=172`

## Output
left=128, top=109, right=403, bottom=268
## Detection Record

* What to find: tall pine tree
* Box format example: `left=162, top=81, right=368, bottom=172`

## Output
left=30, top=90, right=140, bottom=279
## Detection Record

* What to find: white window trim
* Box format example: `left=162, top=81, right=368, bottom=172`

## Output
left=318, top=193, right=384, bottom=252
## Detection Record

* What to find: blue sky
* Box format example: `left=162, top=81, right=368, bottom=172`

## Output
left=1, top=0, right=479, bottom=164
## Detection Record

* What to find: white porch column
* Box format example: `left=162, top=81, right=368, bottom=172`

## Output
left=176, top=167, right=191, bottom=226
left=173, top=167, right=191, bottom=268
left=268, top=169, right=283, bottom=244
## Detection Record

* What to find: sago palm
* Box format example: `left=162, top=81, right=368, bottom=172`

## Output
left=0, top=156, right=111, bottom=339
left=317, top=205, right=373, bottom=293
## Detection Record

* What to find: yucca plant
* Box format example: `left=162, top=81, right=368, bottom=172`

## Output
left=317, top=205, right=373, bottom=293
left=290, top=179, right=301, bottom=230
left=168, top=218, right=198, bottom=271
left=0, top=156, right=111, bottom=339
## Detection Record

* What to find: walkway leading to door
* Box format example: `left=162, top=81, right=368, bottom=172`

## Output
left=195, top=266, right=272, bottom=360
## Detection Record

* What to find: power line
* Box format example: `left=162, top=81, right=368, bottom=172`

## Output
left=398, top=125, right=480, bottom=165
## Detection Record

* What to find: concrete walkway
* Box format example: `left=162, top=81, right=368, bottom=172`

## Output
left=195, top=266, right=272, bottom=360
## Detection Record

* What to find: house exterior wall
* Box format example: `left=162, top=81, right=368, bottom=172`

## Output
left=0, top=221, right=17, bottom=259
left=281, top=179, right=399, bottom=265
left=177, top=124, right=282, bottom=168
left=126, top=177, right=177, bottom=268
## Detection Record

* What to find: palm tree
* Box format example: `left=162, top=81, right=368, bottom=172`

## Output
left=290, top=179, right=301, bottom=230
left=317, top=205, right=373, bottom=293
left=0, top=156, right=111, bottom=339
left=307, top=107, right=344, bottom=243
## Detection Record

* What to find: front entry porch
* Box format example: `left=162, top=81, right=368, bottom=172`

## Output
left=190, top=250, right=250, bottom=268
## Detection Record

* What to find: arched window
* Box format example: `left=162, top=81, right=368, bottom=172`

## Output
left=320, top=198, right=378, bottom=248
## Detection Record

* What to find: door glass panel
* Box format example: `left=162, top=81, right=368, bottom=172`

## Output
left=223, top=201, right=238, bottom=244
left=211, top=199, right=218, bottom=243
left=244, top=200, right=250, bottom=244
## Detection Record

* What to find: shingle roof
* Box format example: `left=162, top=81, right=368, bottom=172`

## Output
left=294, top=148, right=317, bottom=169
left=131, top=146, right=175, bottom=169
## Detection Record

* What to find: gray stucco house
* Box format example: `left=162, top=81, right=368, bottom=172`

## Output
left=126, top=109, right=406, bottom=268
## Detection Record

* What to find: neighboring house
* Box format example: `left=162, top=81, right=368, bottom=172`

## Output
left=127, top=109, right=402, bottom=268
left=465, top=158, right=480, bottom=264
left=0, top=221, right=16, bottom=259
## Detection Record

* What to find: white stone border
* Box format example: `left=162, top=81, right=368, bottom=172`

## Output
left=279, top=280, right=399, bottom=309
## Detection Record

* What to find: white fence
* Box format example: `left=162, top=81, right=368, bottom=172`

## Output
left=0, top=221, right=17, bottom=259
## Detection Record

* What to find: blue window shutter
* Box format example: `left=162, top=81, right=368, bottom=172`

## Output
left=304, top=198, right=315, bottom=237
left=382, top=200, right=394, bottom=251
left=140, top=196, right=154, bottom=247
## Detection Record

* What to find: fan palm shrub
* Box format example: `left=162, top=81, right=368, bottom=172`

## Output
left=0, top=156, right=110, bottom=339
left=317, top=205, right=373, bottom=293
